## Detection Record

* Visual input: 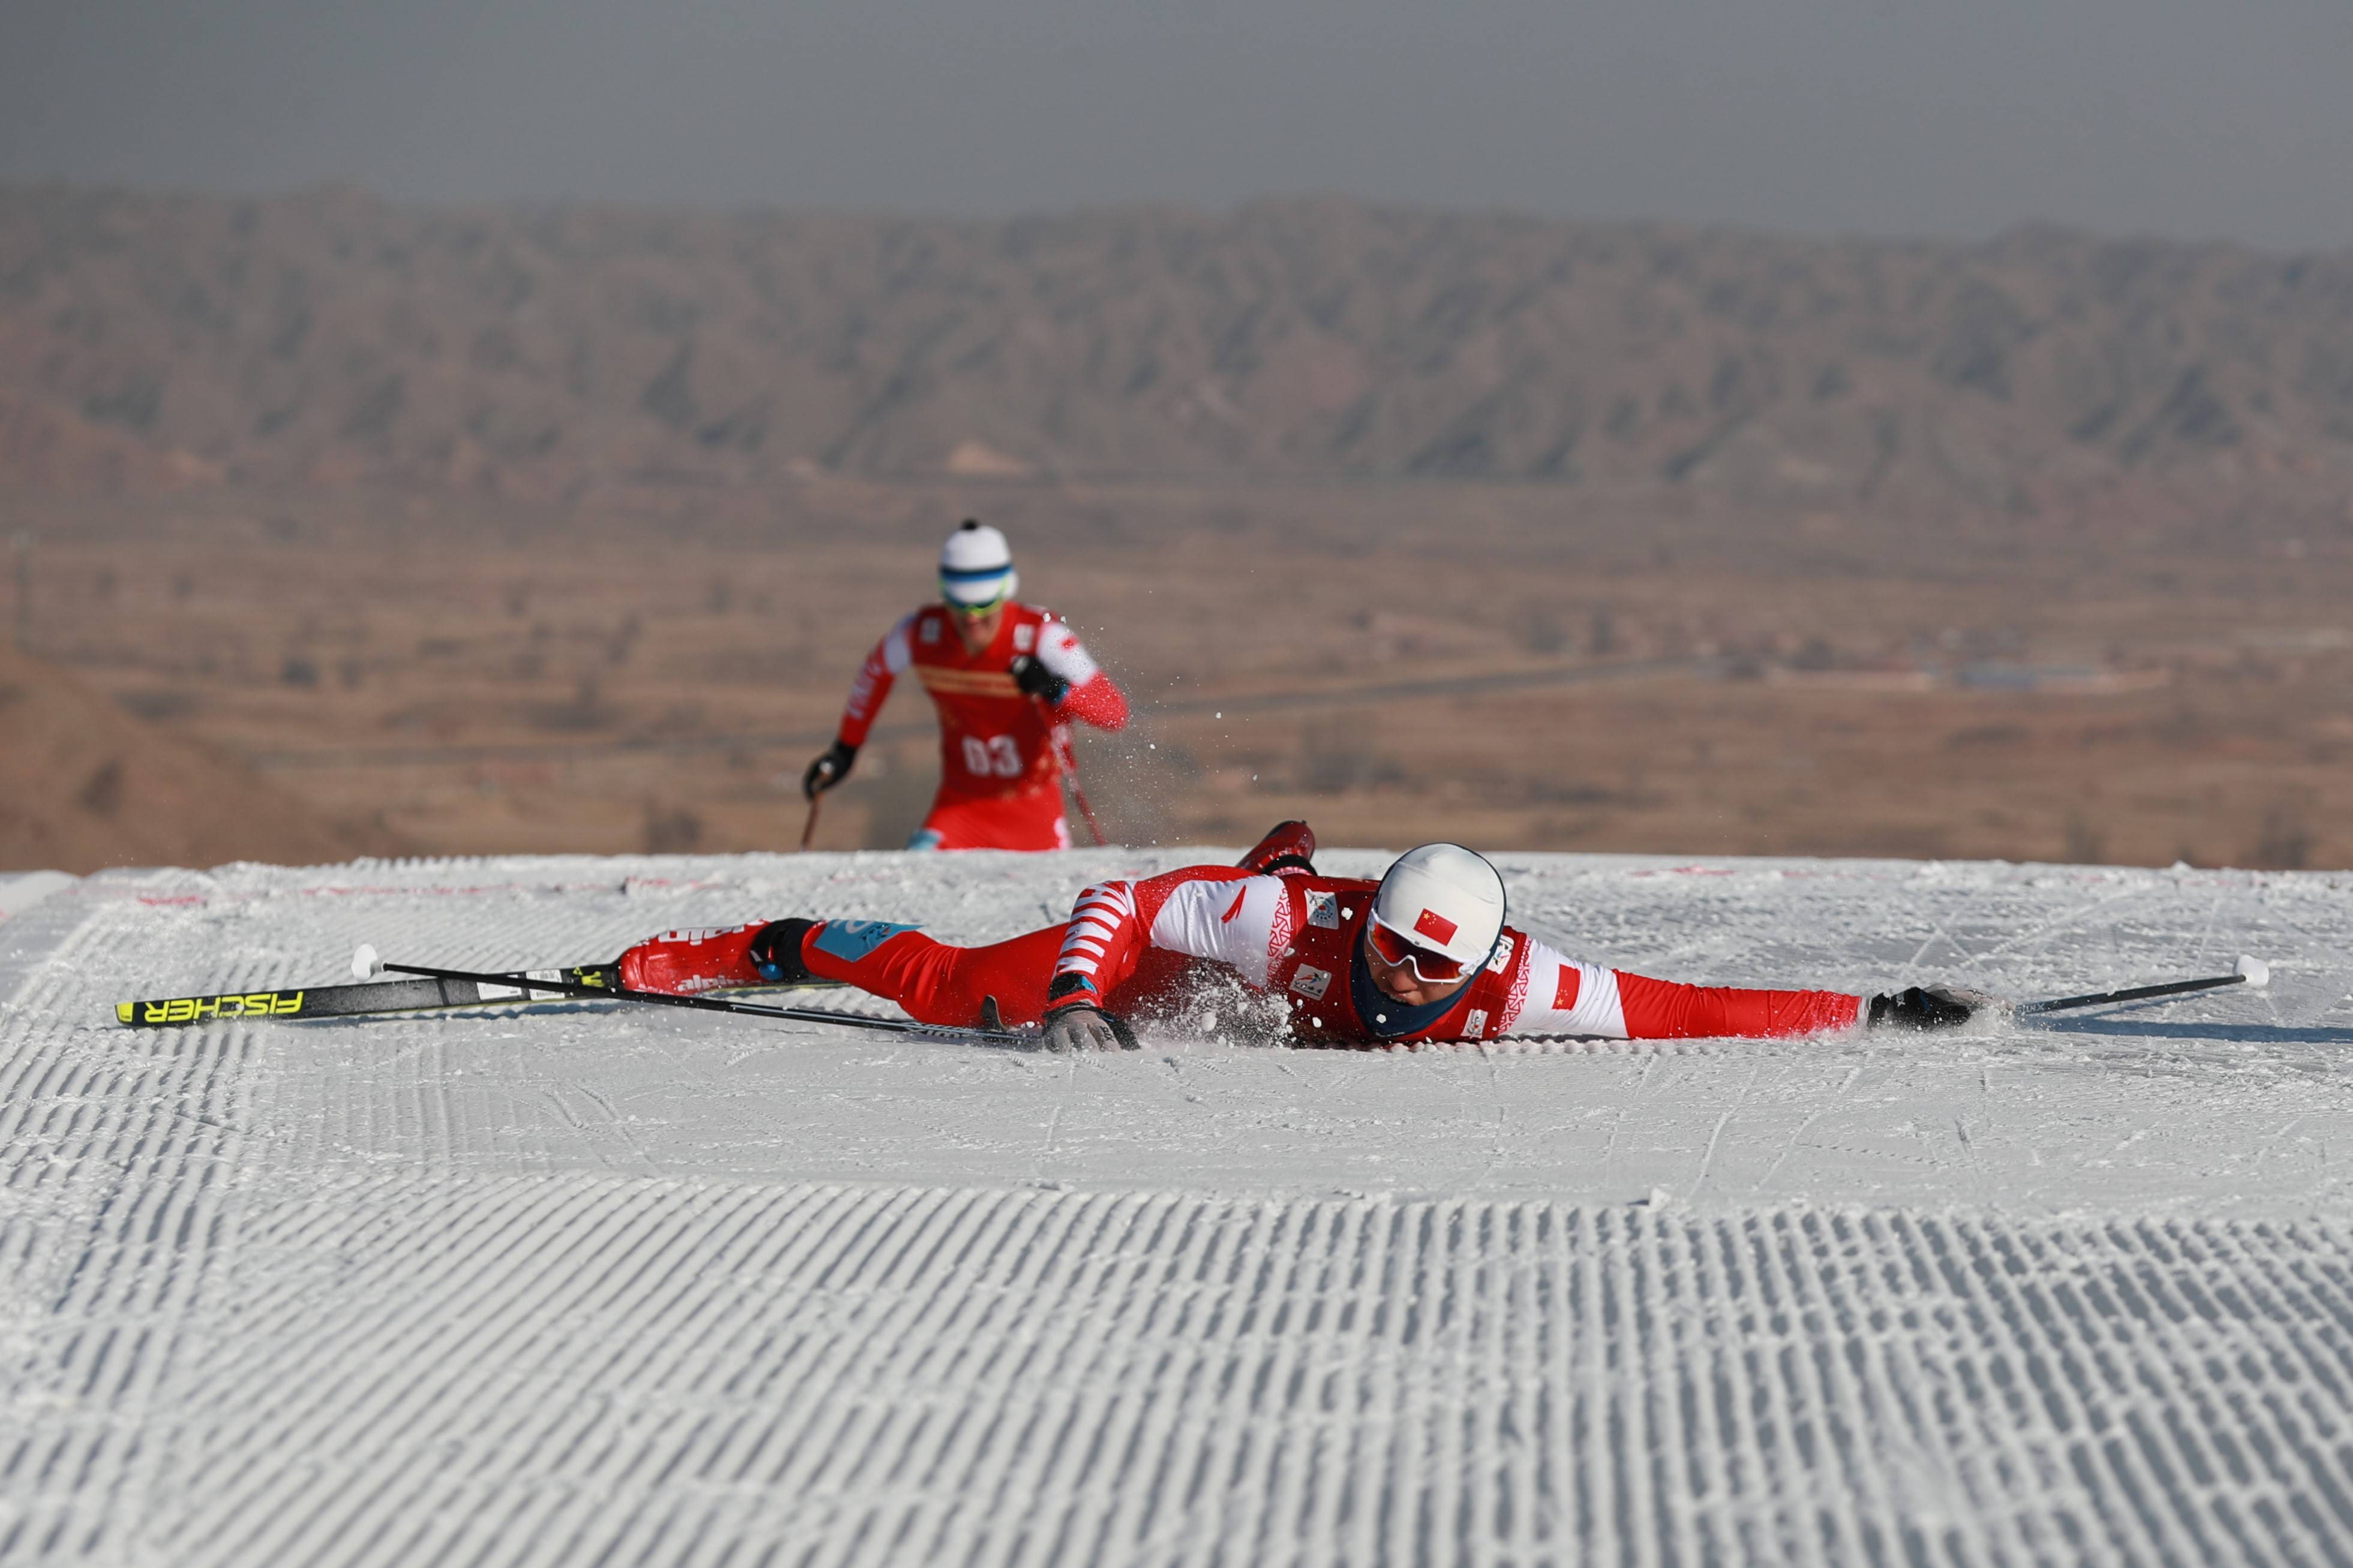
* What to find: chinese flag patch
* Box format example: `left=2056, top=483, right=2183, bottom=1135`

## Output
left=1553, top=966, right=1582, bottom=1011
left=1414, top=908, right=1458, bottom=946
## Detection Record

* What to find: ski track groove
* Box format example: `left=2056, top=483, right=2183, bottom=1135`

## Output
left=6, top=854, right=2353, bottom=1562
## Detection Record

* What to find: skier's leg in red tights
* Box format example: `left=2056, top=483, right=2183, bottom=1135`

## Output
left=795, top=922, right=1066, bottom=1028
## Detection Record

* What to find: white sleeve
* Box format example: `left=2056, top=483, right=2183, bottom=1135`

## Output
left=1033, top=618, right=1102, bottom=687
left=1504, top=940, right=1628, bottom=1039
left=841, top=613, right=918, bottom=733
left=1144, top=874, right=1285, bottom=988
left=881, top=613, right=915, bottom=674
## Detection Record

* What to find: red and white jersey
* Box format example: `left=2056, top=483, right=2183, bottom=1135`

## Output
left=1054, top=865, right=1862, bottom=1045
left=837, top=603, right=1128, bottom=801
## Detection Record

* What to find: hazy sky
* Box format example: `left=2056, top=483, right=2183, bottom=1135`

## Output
left=5, top=0, right=2350, bottom=248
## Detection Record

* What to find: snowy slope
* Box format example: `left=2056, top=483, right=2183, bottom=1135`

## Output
left=4, top=848, right=2351, bottom=1564
left=0, top=871, right=73, bottom=922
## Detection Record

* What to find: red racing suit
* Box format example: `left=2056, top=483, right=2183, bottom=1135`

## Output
left=838, top=602, right=1127, bottom=851
left=1035, top=866, right=1862, bottom=1044
left=677, top=864, right=1861, bottom=1046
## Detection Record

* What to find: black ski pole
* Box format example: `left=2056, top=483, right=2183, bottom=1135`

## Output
left=2015, top=955, right=2269, bottom=1016
left=368, top=957, right=1027, bottom=1045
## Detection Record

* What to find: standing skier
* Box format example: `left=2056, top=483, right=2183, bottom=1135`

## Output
left=803, top=520, right=1129, bottom=851
left=617, top=821, right=1985, bottom=1047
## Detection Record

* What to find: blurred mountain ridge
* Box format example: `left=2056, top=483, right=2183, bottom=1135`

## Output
left=4, top=185, right=2352, bottom=511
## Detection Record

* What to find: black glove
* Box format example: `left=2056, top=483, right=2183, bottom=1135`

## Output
left=1010, top=654, right=1070, bottom=706
left=802, top=740, right=858, bottom=799
left=1041, top=1002, right=1138, bottom=1052
left=1041, top=972, right=1137, bottom=1050
left=1867, top=985, right=1990, bottom=1031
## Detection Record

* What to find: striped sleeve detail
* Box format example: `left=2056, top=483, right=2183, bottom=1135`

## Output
left=1054, top=880, right=1140, bottom=991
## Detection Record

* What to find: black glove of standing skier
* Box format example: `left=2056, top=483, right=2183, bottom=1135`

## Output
left=1009, top=654, right=1070, bottom=706
left=1867, top=985, right=1992, bottom=1031
left=802, top=740, right=858, bottom=799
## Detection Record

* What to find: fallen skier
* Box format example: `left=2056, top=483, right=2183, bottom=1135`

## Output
left=616, top=822, right=1990, bottom=1050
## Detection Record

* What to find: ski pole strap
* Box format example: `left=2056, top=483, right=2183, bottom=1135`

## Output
left=2015, top=972, right=2244, bottom=1016
left=378, top=961, right=1027, bottom=1045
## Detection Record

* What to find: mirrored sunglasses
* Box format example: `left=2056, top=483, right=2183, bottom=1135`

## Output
left=1366, top=918, right=1469, bottom=983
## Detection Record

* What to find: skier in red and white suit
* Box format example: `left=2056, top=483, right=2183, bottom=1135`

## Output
left=617, top=821, right=1985, bottom=1047
left=801, top=519, right=1128, bottom=851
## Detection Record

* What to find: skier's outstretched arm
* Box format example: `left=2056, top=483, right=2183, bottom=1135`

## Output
left=1504, top=942, right=1864, bottom=1040
left=1613, top=969, right=1864, bottom=1039
left=806, top=614, right=913, bottom=797
left=1502, top=943, right=1985, bottom=1039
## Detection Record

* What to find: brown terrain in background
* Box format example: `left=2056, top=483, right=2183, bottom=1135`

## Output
left=2, top=186, right=2350, bottom=874
left=0, top=634, right=406, bottom=869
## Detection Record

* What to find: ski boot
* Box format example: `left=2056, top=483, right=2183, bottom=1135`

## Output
left=617, top=918, right=819, bottom=995
left=1237, top=820, right=1318, bottom=876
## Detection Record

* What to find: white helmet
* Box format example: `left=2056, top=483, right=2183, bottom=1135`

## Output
left=1371, top=844, right=1506, bottom=967
left=939, top=519, right=1017, bottom=610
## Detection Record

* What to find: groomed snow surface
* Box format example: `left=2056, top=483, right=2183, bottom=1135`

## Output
left=5, top=848, right=2353, bottom=1566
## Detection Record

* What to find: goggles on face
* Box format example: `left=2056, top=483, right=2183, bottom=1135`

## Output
left=940, top=569, right=1014, bottom=616
left=1366, top=917, right=1470, bottom=983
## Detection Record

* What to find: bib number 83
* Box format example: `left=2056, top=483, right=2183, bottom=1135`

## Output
left=961, top=735, right=1023, bottom=778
